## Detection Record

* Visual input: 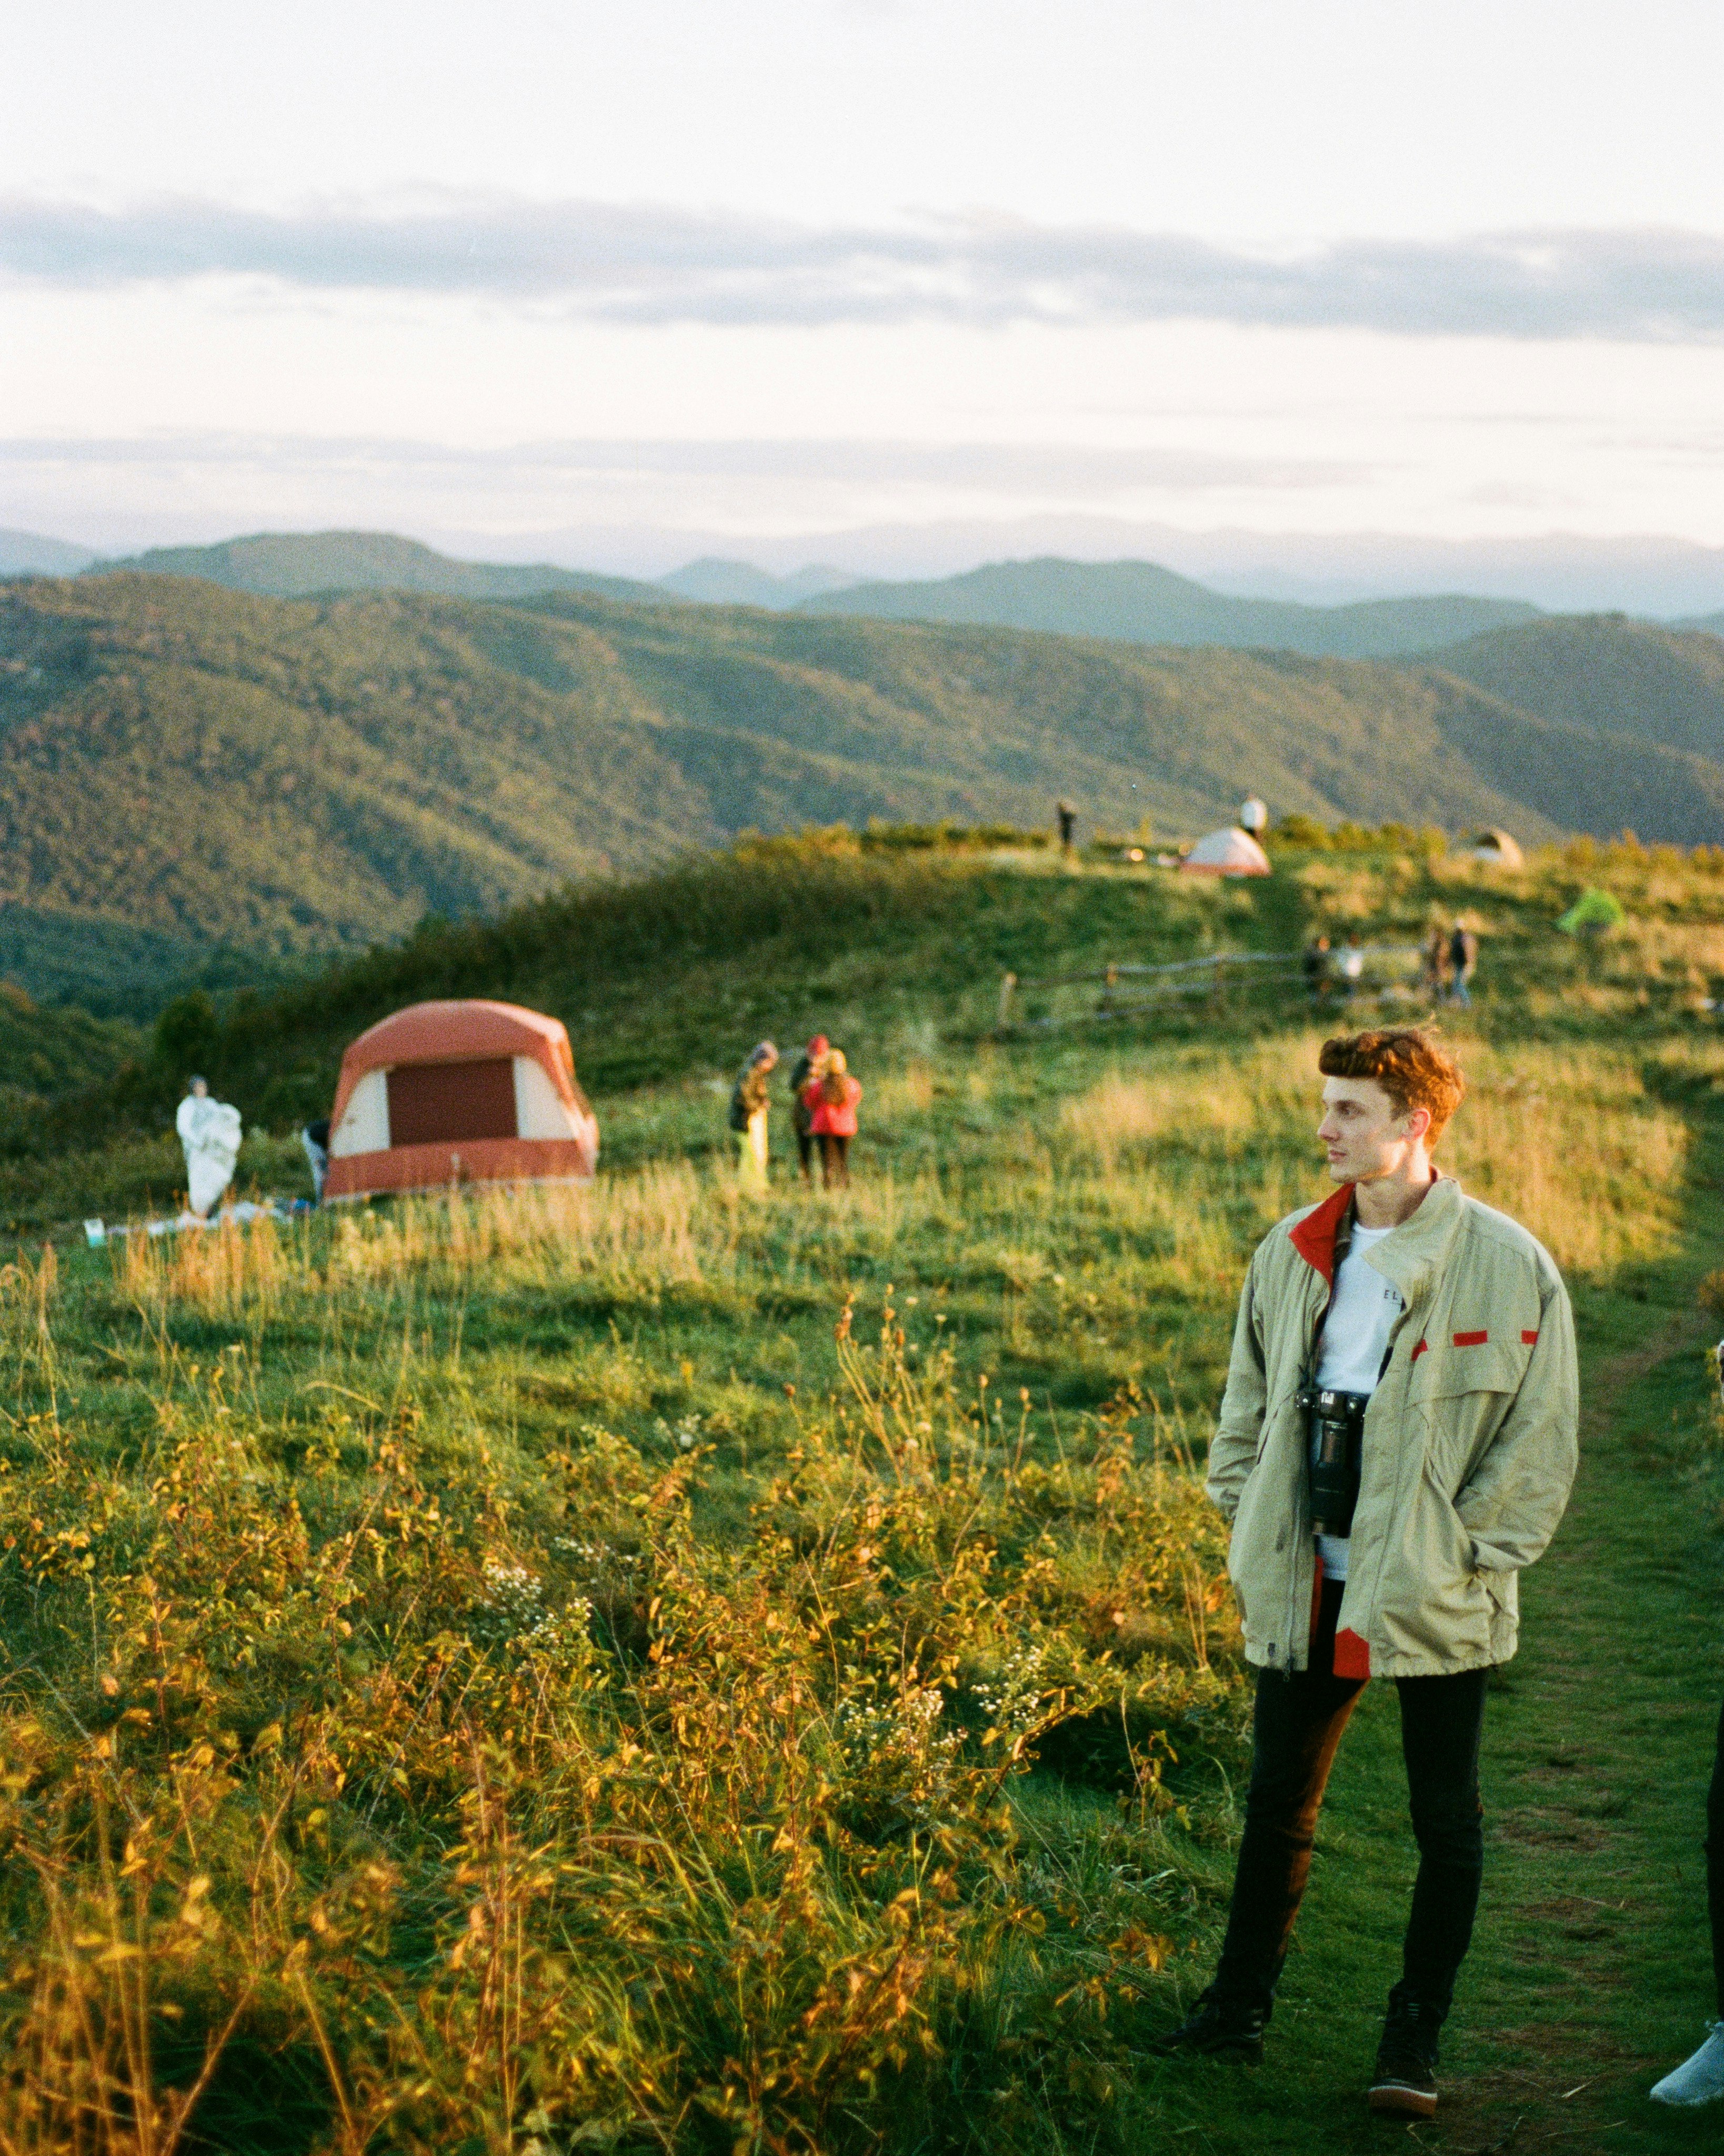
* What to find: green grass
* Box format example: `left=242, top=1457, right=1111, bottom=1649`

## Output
left=5, top=840, right=1724, bottom=2150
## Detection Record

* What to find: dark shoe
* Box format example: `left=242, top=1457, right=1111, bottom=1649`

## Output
left=1153, top=1994, right=1266, bottom=2059
left=1368, top=1999, right=1441, bottom=2118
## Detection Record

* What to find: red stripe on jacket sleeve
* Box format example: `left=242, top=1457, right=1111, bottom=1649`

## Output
left=1410, top=1337, right=1428, bottom=1362
left=1453, top=1329, right=1488, bottom=1346
left=1521, top=1328, right=1539, bottom=1344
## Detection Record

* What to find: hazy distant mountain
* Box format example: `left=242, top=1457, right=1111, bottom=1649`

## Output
left=95, top=530, right=664, bottom=604
left=0, top=529, right=100, bottom=576
left=1675, top=612, right=1724, bottom=638
left=797, top=556, right=1543, bottom=658
left=658, top=557, right=853, bottom=607
left=1430, top=614, right=1724, bottom=763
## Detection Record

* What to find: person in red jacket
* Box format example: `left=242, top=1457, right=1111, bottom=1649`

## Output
left=804, top=1048, right=861, bottom=1189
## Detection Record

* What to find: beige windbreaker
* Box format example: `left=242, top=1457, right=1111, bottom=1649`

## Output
left=1207, top=1173, right=1578, bottom=1679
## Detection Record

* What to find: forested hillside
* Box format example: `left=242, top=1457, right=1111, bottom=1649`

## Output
left=7, top=573, right=1724, bottom=1016
left=1430, top=612, right=1724, bottom=757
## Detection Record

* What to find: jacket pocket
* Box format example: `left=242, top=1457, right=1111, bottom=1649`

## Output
left=1418, top=1340, right=1525, bottom=1494
left=1374, top=1462, right=1494, bottom=1666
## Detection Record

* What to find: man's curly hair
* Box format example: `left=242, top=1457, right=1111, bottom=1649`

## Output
left=1318, top=1028, right=1466, bottom=1147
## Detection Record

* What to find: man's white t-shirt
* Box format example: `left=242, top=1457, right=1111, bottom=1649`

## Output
left=1312, top=1223, right=1402, bottom=1581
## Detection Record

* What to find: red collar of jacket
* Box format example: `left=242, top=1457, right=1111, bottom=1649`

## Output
left=1288, top=1182, right=1355, bottom=1287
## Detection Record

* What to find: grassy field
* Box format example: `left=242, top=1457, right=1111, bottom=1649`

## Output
left=4, top=837, right=1724, bottom=2152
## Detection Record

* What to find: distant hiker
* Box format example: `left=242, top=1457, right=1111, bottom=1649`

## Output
left=728, top=1041, right=778, bottom=1192
left=805, top=1047, right=861, bottom=1190
left=1649, top=1692, right=1724, bottom=2107
left=1302, top=934, right=1332, bottom=1005
left=1057, top=800, right=1077, bottom=851
left=1338, top=930, right=1366, bottom=999
left=1158, top=1029, right=1578, bottom=2120
left=1447, top=921, right=1479, bottom=1008
left=301, top=1117, right=331, bottom=1205
left=1420, top=924, right=1449, bottom=1004
left=1650, top=1343, right=1724, bottom=2110
left=788, top=1034, right=830, bottom=1184
left=176, top=1076, right=243, bottom=1220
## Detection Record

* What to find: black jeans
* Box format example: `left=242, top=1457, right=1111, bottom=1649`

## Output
left=1707, top=1694, right=1724, bottom=2018
left=817, top=1133, right=850, bottom=1189
left=1210, top=1579, right=1488, bottom=2022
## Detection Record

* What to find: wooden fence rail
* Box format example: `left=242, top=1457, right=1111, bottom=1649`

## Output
left=997, top=945, right=1421, bottom=1031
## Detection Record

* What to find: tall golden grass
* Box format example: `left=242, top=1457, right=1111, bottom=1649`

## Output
left=1059, top=1036, right=1687, bottom=1277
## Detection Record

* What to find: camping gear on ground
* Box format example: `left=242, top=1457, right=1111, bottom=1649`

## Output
left=1180, top=826, right=1271, bottom=876
left=1557, top=886, right=1625, bottom=936
left=176, top=1083, right=243, bottom=1217
left=1301, top=1383, right=1369, bottom=1539
left=323, top=1000, right=598, bottom=1201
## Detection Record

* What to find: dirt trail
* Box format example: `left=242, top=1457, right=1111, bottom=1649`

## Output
left=1437, top=1306, right=1723, bottom=2151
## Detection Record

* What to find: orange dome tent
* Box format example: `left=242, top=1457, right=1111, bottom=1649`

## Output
left=324, top=1000, right=599, bottom=1201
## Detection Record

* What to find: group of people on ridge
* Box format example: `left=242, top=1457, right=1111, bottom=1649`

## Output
left=1304, top=921, right=1480, bottom=1010
left=1159, top=1024, right=1721, bottom=2119
left=729, top=1034, right=862, bottom=1191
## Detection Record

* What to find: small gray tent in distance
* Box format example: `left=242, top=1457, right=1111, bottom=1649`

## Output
left=1462, top=828, right=1524, bottom=869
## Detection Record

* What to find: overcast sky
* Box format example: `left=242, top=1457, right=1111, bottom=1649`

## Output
left=5, top=0, right=1724, bottom=576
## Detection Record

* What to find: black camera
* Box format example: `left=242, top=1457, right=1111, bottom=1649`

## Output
left=1298, top=1384, right=1370, bottom=1538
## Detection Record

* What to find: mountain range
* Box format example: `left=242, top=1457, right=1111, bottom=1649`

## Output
left=99, top=530, right=663, bottom=605
left=6, top=572, right=1724, bottom=1015
left=12, top=524, right=1724, bottom=663
left=2, top=526, right=1556, bottom=660
left=793, top=556, right=1543, bottom=658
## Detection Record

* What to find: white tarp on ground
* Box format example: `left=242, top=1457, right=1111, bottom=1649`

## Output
left=176, top=1093, right=243, bottom=1216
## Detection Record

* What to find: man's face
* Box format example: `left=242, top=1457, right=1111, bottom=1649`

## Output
left=190, top=1079, right=207, bottom=1098
left=1317, top=1076, right=1425, bottom=1184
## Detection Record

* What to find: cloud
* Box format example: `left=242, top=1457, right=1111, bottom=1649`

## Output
left=3, top=194, right=1723, bottom=340
left=0, top=432, right=1363, bottom=495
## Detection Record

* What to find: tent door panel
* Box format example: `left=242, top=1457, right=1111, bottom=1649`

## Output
left=331, top=1068, right=391, bottom=1156
left=513, top=1054, right=580, bottom=1139
left=387, top=1058, right=518, bottom=1145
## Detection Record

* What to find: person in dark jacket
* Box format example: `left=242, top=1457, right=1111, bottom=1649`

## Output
left=1302, top=935, right=1333, bottom=1005
left=728, top=1041, right=777, bottom=1191
left=1447, top=923, right=1479, bottom=1008
left=788, top=1034, right=830, bottom=1183
left=1420, top=925, right=1449, bottom=1004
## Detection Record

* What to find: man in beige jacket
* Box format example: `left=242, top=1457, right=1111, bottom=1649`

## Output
left=1158, top=1029, right=1578, bottom=2119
